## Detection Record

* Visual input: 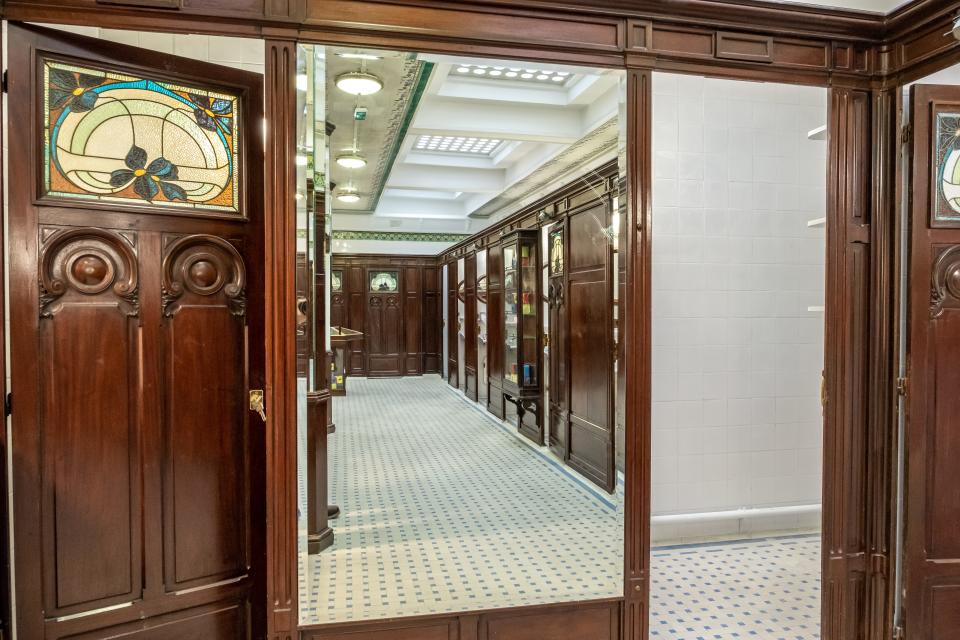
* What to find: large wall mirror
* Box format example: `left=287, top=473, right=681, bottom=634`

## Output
left=295, top=42, right=628, bottom=627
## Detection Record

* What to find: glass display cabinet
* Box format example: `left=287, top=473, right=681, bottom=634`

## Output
left=501, top=229, right=543, bottom=444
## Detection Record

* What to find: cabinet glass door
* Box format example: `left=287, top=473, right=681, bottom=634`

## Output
left=519, top=239, right=537, bottom=386
left=504, top=242, right=519, bottom=383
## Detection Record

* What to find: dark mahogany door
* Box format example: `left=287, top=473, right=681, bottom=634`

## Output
left=464, top=251, right=479, bottom=401
left=366, top=268, right=403, bottom=376
left=447, top=261, right=459, bottom=388
left=7, top=23, right=265, bottom=639
left=548, top=222, right=569, bottom=460
left=566, top=200, right=616, bottom=492
left=903, top=84, right=960, bottom=639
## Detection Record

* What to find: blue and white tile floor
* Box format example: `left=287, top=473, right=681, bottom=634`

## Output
left=298, top=376, right=820, bottom=639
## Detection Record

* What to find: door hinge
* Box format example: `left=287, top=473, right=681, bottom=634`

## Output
left=4, top=393, right=11, bottom=417
left=896, top=376, right=908, bottom=397
left=901, top=124, right=911, bottom=144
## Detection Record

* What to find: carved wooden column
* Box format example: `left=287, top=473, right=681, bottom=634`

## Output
left=307, top=390, right=333, bottom=553
left=822, top=83, right=894, bottom=640
left=622, top=66, right=651, bottom=640
left=264, top=37, right=298, bottom=640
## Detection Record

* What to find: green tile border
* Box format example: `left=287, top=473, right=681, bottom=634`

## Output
left=332, top=230, right=469, bottom=243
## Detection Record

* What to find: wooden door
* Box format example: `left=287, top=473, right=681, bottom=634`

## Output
left=447, top=261, right=459, bottom=388
left=566, top=200, right=616, bottom=491
left=7, top=24, right=265, bottom=639
left=548, top=223, right=569, bottom=459
left=464, top=251, right=479, bottom=401
left=903, top=84, right=960, bottom=638
left=346, top=265, right=366, bottom=375
left=486, top=244, right=505, bottom=417
left=403, top=265, right=423, bottom=375
left=422, top=265, right=442, bottom=374
left=366, top=268, right=403, bottom=376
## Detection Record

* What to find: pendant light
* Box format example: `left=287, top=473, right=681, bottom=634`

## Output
left=335, top=98, right=368, bottom=169
left=336, top=152, right=367, bottom=169
left=336, top=60, right=382, bottom=96
left=335, top=185, right=361, bottom=204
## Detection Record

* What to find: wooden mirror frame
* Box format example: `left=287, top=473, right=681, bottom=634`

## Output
left=3, top=0, right=956, bottom=638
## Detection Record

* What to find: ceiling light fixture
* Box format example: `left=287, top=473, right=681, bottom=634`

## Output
left=336, top=151, right=367, bottom=169
left=335, top=185, right=361, bottom=203
left=337, top=52, right=382, bottom=60
left=336, top=71, right=383, bottom=96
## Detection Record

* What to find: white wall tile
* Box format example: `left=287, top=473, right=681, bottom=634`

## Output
left=650, top=73, right=827, bottom=540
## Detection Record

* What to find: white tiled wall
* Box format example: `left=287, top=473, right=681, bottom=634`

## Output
left=650, top=73, right=826, bottom=543
left=37, top=25, right=265, bottom=75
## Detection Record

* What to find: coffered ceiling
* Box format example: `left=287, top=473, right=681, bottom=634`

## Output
left=325, top=49, right=621, bottom=231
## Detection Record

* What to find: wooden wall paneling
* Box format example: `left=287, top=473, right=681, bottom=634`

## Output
left=822, top=86, right=875, bottom=640
left=486, top=243, right=505, bottom=418
left=901, top=83, right=960, bottom=640
left=346, top=266, right=366, bottom=376
left=622, top=68, right=651, bottom=640
left=300, top=598, right=622, bottom=640
left=0, top=20, right=8, bottom=640
left=264, top=36, right=298, bottom=640
left=422, top=265, right=443, bottom=374
left=565, top=198, right=617, bottom=492
left=403, top=265, right=423, bottom=375
left=464, top=251, right=479, bottom=401
left=447, top=260, right=459, bottom=389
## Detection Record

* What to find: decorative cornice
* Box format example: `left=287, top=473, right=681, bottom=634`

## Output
left=332, top=230, right=470, bottom=243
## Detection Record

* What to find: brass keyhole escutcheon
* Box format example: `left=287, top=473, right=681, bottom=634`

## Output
left=249, top=389, right=266, bottom=422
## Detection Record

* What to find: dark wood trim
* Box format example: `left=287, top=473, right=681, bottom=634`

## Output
left=264, top=38, right=299, bottom=640
left=621, top=68, right=651, bottom=640
left=299, top=597, right=622, bottom=639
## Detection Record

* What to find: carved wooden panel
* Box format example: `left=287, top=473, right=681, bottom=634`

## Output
left=160, top=233, right=249, bottom=590
left=486, top=244, right=504, bottom=417
left=403, top=265, right=422, bottom=375
left=346, top=265, right=366, bottom=375
left=566, top=201, right=616, bottom=492
left=38, top=225, right=142, bottom=614
left=447, top=261, right=459, bottom=389
left=464, top=252, right=478, bottom=401
left=548, top=221, right=569, bottom=461
left=423, top=266, right=442, bottom=374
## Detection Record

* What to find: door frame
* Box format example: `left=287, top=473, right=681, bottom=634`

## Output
left=0, top=1, right=922, bottom=638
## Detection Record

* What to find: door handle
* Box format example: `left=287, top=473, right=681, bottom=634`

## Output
left=249, top=389, right=266, bottom=422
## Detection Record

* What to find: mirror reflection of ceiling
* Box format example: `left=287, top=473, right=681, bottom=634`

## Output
left=325, top=48, right=621, bottom=229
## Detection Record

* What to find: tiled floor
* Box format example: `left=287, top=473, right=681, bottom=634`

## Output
left=298, top=376, right=820, bottom=639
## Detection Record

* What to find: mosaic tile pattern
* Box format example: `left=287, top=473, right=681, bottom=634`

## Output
left=299, top=375, right=624, bottom=624
left=650, top=535, right=821, bottom=639
left=298, top=375, right=821, bottom=639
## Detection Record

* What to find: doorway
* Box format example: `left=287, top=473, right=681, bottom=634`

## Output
left=5, top=22, right=267, bottom=639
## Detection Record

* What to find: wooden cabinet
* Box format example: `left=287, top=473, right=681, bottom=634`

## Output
left=501, top=229, right=543, bottom=444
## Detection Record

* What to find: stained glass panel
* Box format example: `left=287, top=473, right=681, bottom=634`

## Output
left=369, top=271, right=398, bottom=292
left=935, top=111, right=960, bottom=224
left=42, top=58, right=241, bottom=214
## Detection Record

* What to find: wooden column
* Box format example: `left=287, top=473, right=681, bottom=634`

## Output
left=264, top=37, right=299, bottom=640
left=307, top=390, right=334, bottom=553
left=822, top=83, right=894, bottom=640
left=622, top=67, right=651, bottom=640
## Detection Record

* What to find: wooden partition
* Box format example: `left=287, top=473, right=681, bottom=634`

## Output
left=331, top=254, right=442, bottom=377
left=464, top=252, right=479, bottom=401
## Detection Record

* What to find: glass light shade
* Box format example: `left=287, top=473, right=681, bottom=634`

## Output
left=336, top=186, right=361, bottom=203
left=335, top=71, right=383, bottom=96
left=336, top=153, right=367, bottom=169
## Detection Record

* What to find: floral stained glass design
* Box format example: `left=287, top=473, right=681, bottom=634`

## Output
left=43, top=58, right=241, bottom=214
left=369, top=271, right=398, bottom=292
left=935, top=112, right=960, bottom=223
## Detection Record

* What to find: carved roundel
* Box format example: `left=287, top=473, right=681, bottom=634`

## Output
left=162, top=234, right=245, bottom=317
left=931, top=245, right=960, bottom=317
left=39, top=226, right=138, bottom=317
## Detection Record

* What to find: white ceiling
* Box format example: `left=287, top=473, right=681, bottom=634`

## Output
left=327, top=52, right=621, bottom=230
left=774, top=0, right=903, bottom=13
